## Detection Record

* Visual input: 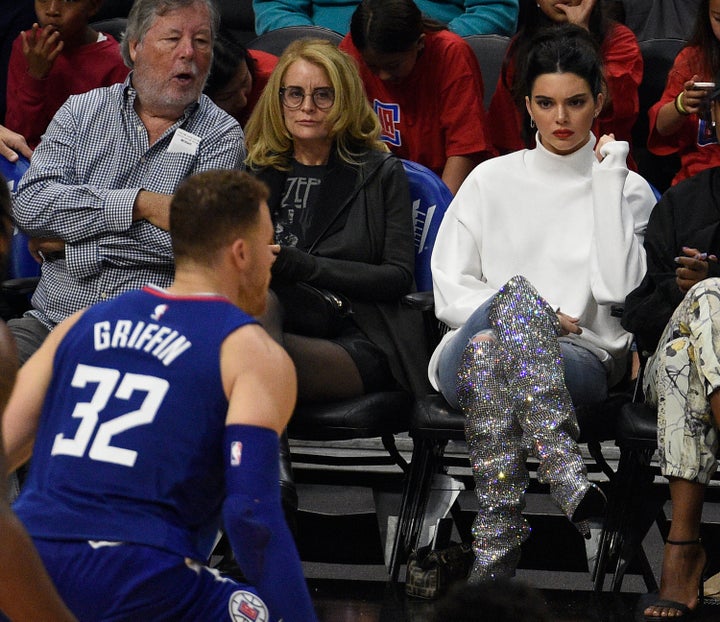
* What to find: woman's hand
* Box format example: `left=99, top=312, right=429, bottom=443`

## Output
left=557, top=311, right=582, bottom=336
left=555, top=0, right=596, bottom=30
left=674, top=76, right=714, bottom=117
left=271, top=245, right=315, bottom=281
left=675, top=246, right=717, bottom=293
left=594, top=133, right=616, bottom=162
left=0, top=125, right=32, bottom=162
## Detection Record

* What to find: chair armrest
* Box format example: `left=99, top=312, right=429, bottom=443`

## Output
left=402, top=290, right=434, bottom=312
left=2, top=277, right=40, bottom=296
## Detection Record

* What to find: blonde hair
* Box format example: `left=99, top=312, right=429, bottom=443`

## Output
left=245, top=38, right=387, bottom=170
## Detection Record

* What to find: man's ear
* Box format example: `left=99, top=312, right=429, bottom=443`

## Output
left=230, top=237, right=247, bottom=269
left=129, top=39, right=139, bottom=64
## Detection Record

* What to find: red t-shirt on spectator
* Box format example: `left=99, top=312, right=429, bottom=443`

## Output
left=647, top=45, right=720, bottom=186
left=6, top=30, right=129, bottom=148
left=340, top=29, right=495, bottom=176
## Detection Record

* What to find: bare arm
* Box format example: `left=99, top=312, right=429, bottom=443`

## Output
left=221, top=324, right=296, bottom=432
left=132, top=190, right=173, bottom=232
left=0, top=124, right=32, bottom=162
left=3, top=312, right=82, bottom=472
left=0, top=321, right=77, bottom=621
left=442, top=155, right=479, bottom=196
left=0, top=505, right=77, bottom=621
left=656, top=76, right=708, bottom=136
left=219, top=324, right=318, bottom=621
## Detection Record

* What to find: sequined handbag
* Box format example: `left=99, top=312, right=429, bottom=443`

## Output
left=404, top=542, right=474, bottom=600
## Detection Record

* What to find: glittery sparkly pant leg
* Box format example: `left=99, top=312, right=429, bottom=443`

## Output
left=643, top=279, right=720, bottom=485
left=457, top=336, right=530, bottom=581
left=489, top=276, right=591, bottom=521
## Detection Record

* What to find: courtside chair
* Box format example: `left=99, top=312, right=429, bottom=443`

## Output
left=90, top=17, right=128, bottom=43
left=387, top=363, right=628, bottom=581
left=462, top=34, right=510, bottom=109
left=246, top=25, right=343, bottom=56
left=387, top=274, right=644, bottom=585
left=591, top=387, right=663, bottom=592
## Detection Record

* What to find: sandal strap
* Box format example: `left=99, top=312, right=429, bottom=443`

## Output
left=666, top=538, right=702, bottom=546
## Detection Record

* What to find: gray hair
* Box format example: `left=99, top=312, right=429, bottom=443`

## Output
left=121, top=0, right=220, bottom=67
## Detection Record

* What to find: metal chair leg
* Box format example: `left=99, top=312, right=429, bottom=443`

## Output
left=388, top=437, right=447, bottom=581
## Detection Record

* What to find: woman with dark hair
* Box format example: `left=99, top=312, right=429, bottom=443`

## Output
left=647, top=0, right=720, bottom=186
left=489, top=0, right=642, bottom=161
left=204, top=33, right=277, bottom=127
left=339, top=0, right=495, bottom=195
left=430, top=23, right=655, bottom=580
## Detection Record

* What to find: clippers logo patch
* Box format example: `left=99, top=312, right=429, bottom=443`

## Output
left=230, top=441, right=243, bottom=466
left=228, top=590, right=268, bottom=622
left=374, top=100, right=402, bottom=147
left=150, top=304, right=168, bottom=321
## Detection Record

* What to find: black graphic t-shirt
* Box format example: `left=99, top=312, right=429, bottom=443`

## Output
left=274, top=160, right=328, bottom=247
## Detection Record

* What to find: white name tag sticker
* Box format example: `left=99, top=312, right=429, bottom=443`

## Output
left=168, top=128, right=201, bottom=155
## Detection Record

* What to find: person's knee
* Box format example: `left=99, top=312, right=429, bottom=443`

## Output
left=7, top=316, right=49, bottom=364
left=470, top=328, right=496, bottom=344
left=687, top=276, right=720, bottom=301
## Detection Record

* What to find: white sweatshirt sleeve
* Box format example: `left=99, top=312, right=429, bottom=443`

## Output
left=430, top=175, right=497, bottom=329
left=589, top=140, right=655, bottom=306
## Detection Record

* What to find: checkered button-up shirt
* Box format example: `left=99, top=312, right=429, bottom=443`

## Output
left=14, top=76, right=245, bottom=329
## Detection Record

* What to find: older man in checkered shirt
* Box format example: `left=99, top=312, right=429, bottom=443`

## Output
left=9, top=0, right=244, bottom=364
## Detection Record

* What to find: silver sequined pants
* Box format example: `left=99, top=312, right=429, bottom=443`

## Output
left=457, top=276, right=592, bottom=580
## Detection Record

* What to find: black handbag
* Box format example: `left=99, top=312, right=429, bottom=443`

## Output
left=272, top=281, right=352, bottom=338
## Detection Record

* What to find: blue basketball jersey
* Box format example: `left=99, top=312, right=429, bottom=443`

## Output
left=14, top=286, right=257, bottom=561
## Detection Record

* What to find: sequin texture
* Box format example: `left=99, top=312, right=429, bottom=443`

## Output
left=457, top=276, right=594, bottom=579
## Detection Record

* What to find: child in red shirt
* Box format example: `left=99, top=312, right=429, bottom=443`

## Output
left=6, top=0, right=129, bottom=149
left=340, top=0, right=495, bottom=195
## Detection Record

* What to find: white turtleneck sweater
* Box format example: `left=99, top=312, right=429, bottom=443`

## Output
left=429, top=135, right=656, bottom=388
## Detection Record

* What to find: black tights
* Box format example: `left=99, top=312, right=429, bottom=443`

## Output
left=259, top=291, right=364, bottom=403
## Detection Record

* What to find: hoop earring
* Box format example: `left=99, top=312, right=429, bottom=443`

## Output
left=530, top=117, right=536, bottom=128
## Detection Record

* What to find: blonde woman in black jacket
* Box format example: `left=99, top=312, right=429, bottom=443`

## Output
left=245, top=38, right=428, bottom=403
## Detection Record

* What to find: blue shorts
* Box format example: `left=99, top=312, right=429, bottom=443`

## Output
left=25, top=539, right=274, bottom=622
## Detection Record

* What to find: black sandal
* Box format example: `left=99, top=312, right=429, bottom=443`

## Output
left=644, top=539, right=705, bottom=621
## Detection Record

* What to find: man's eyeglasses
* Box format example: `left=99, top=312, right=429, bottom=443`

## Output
left=279, top=86, right=335, bottom=110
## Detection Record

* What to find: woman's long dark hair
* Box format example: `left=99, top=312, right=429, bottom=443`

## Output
left=518, top=23, right=606, bottom=99
left=517, top=24, right=606, bottom=146
left=349, top=0, right=446, bottom=54
left=687, top=0, right=720, bottom=79
left=505, top=1, right=610, bottom=145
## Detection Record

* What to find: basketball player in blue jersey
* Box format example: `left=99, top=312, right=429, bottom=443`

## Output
left=0, top=176, right=76, bottom=621
left=1, top=169, right=318, bottom=622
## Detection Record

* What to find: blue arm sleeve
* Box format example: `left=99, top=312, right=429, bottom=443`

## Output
left=222, top=424, right=318, bottom=622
